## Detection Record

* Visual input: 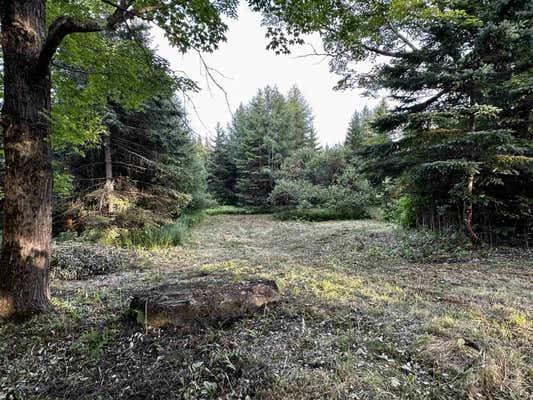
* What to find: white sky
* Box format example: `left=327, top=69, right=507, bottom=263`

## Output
left=154, top=4, right=380, bottom=146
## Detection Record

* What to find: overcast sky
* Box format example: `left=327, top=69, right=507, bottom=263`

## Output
left=154, top=3, right=381, bottom=146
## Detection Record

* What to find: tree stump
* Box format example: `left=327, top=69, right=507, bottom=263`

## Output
left=130, top=279, right=280, bottom=328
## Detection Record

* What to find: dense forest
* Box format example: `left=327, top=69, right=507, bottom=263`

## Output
left=0, top=0, right=531, bottom=399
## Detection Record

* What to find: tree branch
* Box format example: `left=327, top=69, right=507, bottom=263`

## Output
left=386, top=20, right=418, bottom=51
left=361, top=43, right=407, bottom=58
left=35, top=17, right=104, bottom=79
left=399, top=90, right=446, bottom=113
left=36, top=1, right=163, bottom=79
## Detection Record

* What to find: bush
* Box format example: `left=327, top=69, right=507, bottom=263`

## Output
left=270, top=147, right=376, bottom=221
left=393, top=227, right=472, bottom=262
left=386, top=195, right=419, bottom=227
left=270, top=180, right=322, bottom=207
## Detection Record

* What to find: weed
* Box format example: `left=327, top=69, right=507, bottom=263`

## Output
left=71, top=328, right=117, bottom=363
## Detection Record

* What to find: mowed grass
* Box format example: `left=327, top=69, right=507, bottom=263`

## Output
left=1, top=214, right=531, bottom=399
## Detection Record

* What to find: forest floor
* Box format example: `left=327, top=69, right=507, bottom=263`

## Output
left=1, top=215, right=532, bottom=400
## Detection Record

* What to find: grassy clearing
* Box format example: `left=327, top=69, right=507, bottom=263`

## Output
left=1, top=215, right=531, bottom=399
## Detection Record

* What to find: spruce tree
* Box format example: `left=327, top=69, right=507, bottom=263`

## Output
left=208, top=123, right=238, bottom=203
left=345, top=111, right=363, bottom=151
left=287, top=85, right=319, bottom=150
left=254, top=0, right=532, bottom=243
left=235, top=91, right=274, bottom=205
left=367, top=98, right=391, bottom=145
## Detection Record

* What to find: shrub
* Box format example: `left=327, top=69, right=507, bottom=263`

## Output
left=271, top=158, right=375, bottom=221
left=393, top=227, right=472, bottom=262
left=387, top=195, right=419, bottom=228
left=275, top=207, right=368, bottom=221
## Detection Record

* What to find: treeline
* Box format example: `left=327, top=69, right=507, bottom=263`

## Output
left=207, top=86, right=385, bottom=220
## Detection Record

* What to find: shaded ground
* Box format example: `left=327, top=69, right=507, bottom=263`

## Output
left=1, top=215, right=531, bottom=399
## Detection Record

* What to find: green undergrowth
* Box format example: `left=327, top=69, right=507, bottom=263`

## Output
left=393, top=228, right=474, bottom=262
left=204, top=205, right=255, bottom=216
left=390, top=227, right=527, bottom=263
left=118, top=211, right=206, bottom=249
left=274, top=207, right=369, bottom=221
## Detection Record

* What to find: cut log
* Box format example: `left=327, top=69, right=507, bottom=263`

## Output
left=130, top=279, right=280, bottom=328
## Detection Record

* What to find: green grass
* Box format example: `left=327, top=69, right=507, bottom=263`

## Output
left=205, top=205, right=273, bottom=215
left=274, top=207, right=369, bottom=221
left=204, top=205, right=252, bottom=216
left=118, top=211, right=205, bottom=249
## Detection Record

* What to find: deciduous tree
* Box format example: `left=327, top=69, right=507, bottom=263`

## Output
left=0, top=0, right=236, bottom=319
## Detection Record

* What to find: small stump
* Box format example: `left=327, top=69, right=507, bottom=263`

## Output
left=130, top=278, right=280, bottom=328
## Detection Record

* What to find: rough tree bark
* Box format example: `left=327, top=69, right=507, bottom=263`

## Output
left=0, top=0, right=161, bottom=319
left=0, top=0, right=104, bottom=319
left=0, top=0, right=54, bottom=319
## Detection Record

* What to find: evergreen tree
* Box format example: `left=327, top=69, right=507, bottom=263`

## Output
left=255, top=0, right=532, bottom=243
left=217, top=85, right=322, bottom=206
left=287, top=85, right=319, bottom=150
left=208, top=123, right=238, bottom=203
left=346, top=100, right=390, bottom=150
left=367, top=98, right=391, bottom=145
left=359, top=104, right=374, bottom=142
left=235, top=90, right=276, bottom=205
left=345, top=111, right=363, bottom=151
left=70, top=93, right=206, bottom=204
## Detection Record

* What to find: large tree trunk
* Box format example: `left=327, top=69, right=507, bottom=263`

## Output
left=0, top=0, right=53, bottom=319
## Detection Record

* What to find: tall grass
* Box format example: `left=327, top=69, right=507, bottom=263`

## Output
left=204, top=205, right=268, bottom=215
left=203, top=205, right=250, bottom=216
left=118, top=212, right=205, bottom=249
left=274, top=207, right=369, bottom=222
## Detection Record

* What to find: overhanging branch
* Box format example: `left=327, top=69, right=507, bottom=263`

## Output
left=35, top=17, right=104, bottom=79
left=361, top=44, right=407, bottom=58
left=36, top=1, right=163, bottom=79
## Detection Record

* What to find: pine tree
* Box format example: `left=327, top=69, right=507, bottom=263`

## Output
left=70, top=94, right=205, bottom=198
left=346, top=100, right=390, bottom=150
left=359, top=104, right=373, bottom=142
left=367, top=98, right=391, bottom=145
left=254, top=0, right=532, bottom=243
left=222, top=85, right=322, bottom=206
